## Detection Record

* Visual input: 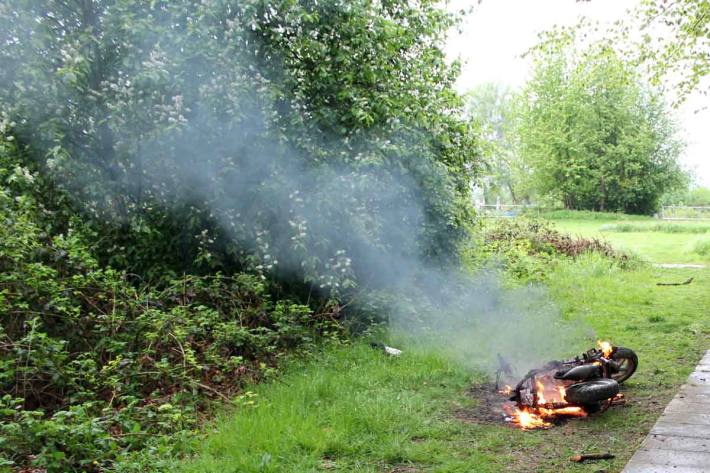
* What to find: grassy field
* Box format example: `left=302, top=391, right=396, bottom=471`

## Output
left=548, top=215, right=710, bottom=264
left=176, top=213, right=710, bottom=473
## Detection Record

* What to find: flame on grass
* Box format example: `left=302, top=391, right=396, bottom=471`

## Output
left=503, top=403, right=587, bottom=430
left=504, top=376, right=587, bottom=430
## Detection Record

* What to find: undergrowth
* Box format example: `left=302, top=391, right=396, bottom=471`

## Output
left=0, top=139, right=341, bottom=472
left=463, top=218, right=632, bottom=281
left=692, top=239, right=710, bottom=256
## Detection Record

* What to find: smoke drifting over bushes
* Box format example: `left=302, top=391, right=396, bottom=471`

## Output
left=0, top=0, right=583, bottom=373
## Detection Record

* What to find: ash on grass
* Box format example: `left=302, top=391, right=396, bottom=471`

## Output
left=454, top=383, right=511, bottom=425
left=454, top=382, right=576, bottom=429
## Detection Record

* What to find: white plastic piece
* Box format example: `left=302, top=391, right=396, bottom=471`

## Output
left=383, top=345, right=402, bottom=357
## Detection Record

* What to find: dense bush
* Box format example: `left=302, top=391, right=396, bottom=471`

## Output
left=0, top=0, right=478, bottom=296
left=0, top=2, right=480, bottom=468
left=464, top=218, right=628, bottom=280
left=0, top=134, right=340, bottom=471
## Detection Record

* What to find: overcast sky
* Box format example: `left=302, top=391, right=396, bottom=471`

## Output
left=446, top=0, right=710, bottom=187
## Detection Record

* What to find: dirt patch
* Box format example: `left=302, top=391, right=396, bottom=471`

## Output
left=454, top=382, right=511, bottom=425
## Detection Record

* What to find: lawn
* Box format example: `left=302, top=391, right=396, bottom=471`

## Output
left=176, top=214, right=710, bottom=473
left=548, top=215, right=710, bottom=264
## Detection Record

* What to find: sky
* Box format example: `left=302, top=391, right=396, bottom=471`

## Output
left=446, top=0, right=710, bottom=187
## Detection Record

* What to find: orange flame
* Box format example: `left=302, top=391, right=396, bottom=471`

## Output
left=597, top=340, right=613, bottom=358
left=503, top=376, right=588, bottom=430
left=504, top=404, right=587, bottom=430
left=498, top=385, right=512, bottom=395
left=538, top=406, right=587, bottom=418
left=505, top=405, right=552, bottom=429
left=536, top=380, right=546, bottom=404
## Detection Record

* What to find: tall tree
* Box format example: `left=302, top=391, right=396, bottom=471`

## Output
left=518, top=35, right=686, bottom=214
left=466, top=83, right=532, bottom=204
left=572, top=0, right=709, bottom=104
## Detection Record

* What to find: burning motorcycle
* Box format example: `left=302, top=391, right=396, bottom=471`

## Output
left=500, top=341, right=638, bottom=429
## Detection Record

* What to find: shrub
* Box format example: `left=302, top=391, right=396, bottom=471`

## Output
left=464, top=218, right=629, bottom=281
left=0, top=136, right=341, bottom=471
left=483, top=219, right=621, bottom=258
left=692, top=239, right=710, bottom=257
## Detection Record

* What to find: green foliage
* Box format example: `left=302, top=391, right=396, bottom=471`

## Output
left=462, top=218, right=628, bottom=281
left=693, top=238, right=710, bottom=257
left=0, top=3, right=481, bottom=467
left=663, top=186, right=710, bottom=206
left=0, top=0, right=478, bottom=293
left=0, top=134, right=340, bottom=472
left=636, top=0, right=710, bottom=102
left=518, top=35, right=686, bottom=215
left=687, top=187, right=710, bottom=206
left=466, top=84, right=532, bottom=204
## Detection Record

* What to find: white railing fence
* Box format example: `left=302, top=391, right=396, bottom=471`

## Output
left=475, top=203, right=545, bottom=218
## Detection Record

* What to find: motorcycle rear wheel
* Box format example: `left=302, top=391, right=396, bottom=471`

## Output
left=565, top=379, right=619, bottom=405
left=610, top=347, right=638, bottom=383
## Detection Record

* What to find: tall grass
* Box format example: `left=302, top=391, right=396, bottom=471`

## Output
left=600, top=223, right=710, bottom=234
left=693, top=239, right=710, bottom=256
left=178, top=342, right=478, bottom=473
left=536, top=209, right=650, bottom=221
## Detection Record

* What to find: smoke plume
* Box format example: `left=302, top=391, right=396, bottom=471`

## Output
left=0, top=0, right=586, bottom=376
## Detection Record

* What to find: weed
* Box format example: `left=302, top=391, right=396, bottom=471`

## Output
left=600, top=223, right=710, bottom=234
left=693, top=239, right=710, bottom=256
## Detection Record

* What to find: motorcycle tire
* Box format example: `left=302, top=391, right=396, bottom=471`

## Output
left=610, top=347, right=638, bottom=383
left=565, top=379, right=619, bottom=405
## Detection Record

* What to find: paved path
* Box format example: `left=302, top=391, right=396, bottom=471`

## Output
left=623, top=350, right=710, bottom=473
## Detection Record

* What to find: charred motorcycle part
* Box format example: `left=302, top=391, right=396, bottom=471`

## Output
left=554, top=363, right=602, bottom=381
left=564, top=378, right=619, bottom=406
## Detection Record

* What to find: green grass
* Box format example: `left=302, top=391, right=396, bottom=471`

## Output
left=175, top=211, right=710, bottom=473
left=599, top=223, right=710, bottom=234
left=550, top=217, right=710, bottom=264
left=177, top=344, right=497, bottom=472
left=533, top=209, right=651, bottom=221
left=177, top=254, right=710, bottom=473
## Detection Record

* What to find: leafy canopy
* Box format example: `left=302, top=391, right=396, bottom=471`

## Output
left=636, top=0, right=710, bottom=103
left=466, top=84, right=534, bottom=204
left=0, top=0, right=478, bottom=293
left=518, top=33, right=685, bottom=214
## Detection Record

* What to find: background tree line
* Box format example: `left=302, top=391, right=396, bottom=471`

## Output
left=467, top=17, right=699, bottom=215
